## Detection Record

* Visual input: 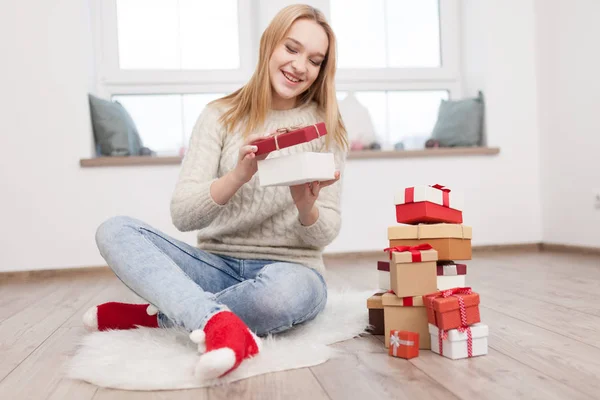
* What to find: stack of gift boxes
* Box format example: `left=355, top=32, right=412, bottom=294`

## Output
left=367, top=184, right=489, bottom=360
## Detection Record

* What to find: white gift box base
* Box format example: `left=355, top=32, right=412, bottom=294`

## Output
left=378, top=270, right=390, bottom=291
left=257, top=152, right=335, bottom=187
left=437, top=275, right=466, bottom=291
left=429, top=323, right=488, bottom=360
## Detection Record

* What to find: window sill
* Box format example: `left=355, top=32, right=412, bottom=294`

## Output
left=79, top=147, right=500, bottom=168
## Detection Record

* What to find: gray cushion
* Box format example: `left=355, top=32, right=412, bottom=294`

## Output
left=88, top=94, right=143, bottom=156
left=431, top=91, right=484, bottom=147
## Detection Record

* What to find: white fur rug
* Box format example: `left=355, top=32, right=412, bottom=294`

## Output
left=67, top=289, right=372, bottom=390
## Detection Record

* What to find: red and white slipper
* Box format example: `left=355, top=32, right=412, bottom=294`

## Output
left=83, top=302, right=160, bottom=331
left=189, top=310, right=262, bottom=379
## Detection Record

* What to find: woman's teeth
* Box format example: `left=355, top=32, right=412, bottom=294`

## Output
left=282, top=71, right=300, bottom=83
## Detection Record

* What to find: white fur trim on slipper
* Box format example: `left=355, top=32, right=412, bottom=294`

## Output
left=146, top=305, right=159, bottom=316
left=194, top=348, right=236, bottom=380
left=82, top=306, right=99, bottom=331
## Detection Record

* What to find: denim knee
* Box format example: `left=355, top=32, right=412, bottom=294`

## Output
left=256, top=263, right=328, bottom=335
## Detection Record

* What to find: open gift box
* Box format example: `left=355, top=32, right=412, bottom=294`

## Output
left=257, top=152, right=335, bottom=187
left=388, top=223, right=472, bottom=261
left=394, top=184, right=463, bottom=224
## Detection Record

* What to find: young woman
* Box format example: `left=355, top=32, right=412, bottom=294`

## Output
left=84, top=4, right=348, bottom=379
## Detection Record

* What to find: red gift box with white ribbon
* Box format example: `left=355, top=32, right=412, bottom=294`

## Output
left=394, top=184, right=464, bottom=224
left=388, top=330, right=419, bottom=359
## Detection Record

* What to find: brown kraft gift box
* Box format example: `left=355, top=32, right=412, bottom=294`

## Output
left=382, top=293, right=430, bottom=349
left=366, top=292, right=385, bottom=335
left=388, top=223, right=472, bottom=261
left=389, top=248, right=438, bottom=298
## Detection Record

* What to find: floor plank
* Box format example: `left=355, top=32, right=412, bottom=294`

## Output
left=207, top=368, right=330, bottom=400
left=0, top=327, right=90, bottom=399
left=478, top=283, right=600, bottom=349
left=409, top=349, right=591, bottom=400
left=481, top=306, right=600, bottom=399
left=0, top=275, right=109, bottom=381
left=312, top=344, right=460, bottom=400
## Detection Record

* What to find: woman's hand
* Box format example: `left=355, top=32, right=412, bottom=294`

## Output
left=290, top=171, right=341, bottom=226
left=230, top=133, right=269, bottom=184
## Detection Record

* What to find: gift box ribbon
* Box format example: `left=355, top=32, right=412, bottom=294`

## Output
left=383, top=243, right=433, bottom=262
left=267, top=123, right=323, bottom=150
left=438, top=326, right=473, bottom=358
left=386, top=290, right=424, bottom=306
left=390, top=332, right=415, bottom=357
left=404, top=183, right=451, bottom=208
left=437, top=287, right=474, bottom=358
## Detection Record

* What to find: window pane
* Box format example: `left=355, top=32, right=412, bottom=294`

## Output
left=116, top=0, right=179, bottom=69
left=116, top=0, right=239, bottom=70
left=388, top=91, right=448, bottom=148
left=112, top=94, right=183, bottom=154
left=338, top=90, right=448, bottom=149
left=387, top=0, right=440, bottom=67
left=179, top=0, right=239, bottom=69
left=182, top=93, right=226, bottom=146
left=330, top=0, right=441, bottom=68
left=330, top=0, right=386, bottom=68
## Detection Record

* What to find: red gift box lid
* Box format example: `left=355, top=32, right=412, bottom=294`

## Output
left=252, top=122, right=327, bottom=156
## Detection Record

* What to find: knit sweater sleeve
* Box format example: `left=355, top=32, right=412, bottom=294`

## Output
left=170, top=104, right=227, bottom=232
left=295, top=142, right=347, bottom=248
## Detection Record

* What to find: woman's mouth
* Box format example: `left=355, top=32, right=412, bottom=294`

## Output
left=281, top=70, right=302, bottom=85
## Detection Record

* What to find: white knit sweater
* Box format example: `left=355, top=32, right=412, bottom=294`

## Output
left=170, top=101, right=347, bottom=274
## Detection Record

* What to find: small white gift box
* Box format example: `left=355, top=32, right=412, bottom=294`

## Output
left=437, top=275, right=466, bottom=291
left=429, top=323, right=488, bottom=360
left=257, top=152, right=335, bottom=187
left=377, top=261, right=390, bottom=290
left=437, top=262, right=467, bottom=291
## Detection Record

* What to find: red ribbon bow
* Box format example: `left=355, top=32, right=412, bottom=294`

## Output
left=383, top=244, right=433, bottom=262
left=438, top=287, right=474, bottom=358
left=430, top=184, right=451, bottom=207
left=430, top=184, right=451, bottom=192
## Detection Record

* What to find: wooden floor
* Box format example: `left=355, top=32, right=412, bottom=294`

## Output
left=1, top=249, right=600, bottom=399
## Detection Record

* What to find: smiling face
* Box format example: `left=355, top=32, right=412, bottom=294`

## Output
left=268, top=18, right=329, bottom=110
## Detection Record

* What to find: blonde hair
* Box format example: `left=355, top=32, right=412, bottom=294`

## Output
left=214, top=4, right=347, bottom=150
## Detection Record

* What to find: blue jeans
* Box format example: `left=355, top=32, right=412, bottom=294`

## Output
left=95, top=216, right=328, bottom=336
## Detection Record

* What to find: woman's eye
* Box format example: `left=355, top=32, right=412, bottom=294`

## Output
left=285, top=45, right=297, bottom=54
left=310, top=59, right=322, bottom=67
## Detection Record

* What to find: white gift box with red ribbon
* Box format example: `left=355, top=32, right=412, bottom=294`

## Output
left=394, top=185, right=464, bottom=211
left=429, top=323, right=488, bottom=360
left=377, top=261, right=391, bottom=290
left=257, top=152, right=336, bottom=187
left=436, top=262, right=467, bottom=291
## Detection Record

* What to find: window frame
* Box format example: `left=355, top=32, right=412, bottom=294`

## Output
left=91, top=0, right=463, bottom=150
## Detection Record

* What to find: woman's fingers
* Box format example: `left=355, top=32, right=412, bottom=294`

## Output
left=320, top=171, right=341, bottom=188
left=239, top=145, right=258, bottom=159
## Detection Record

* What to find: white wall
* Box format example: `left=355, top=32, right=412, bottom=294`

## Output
left=536, top=0, right=600, bottom=248
left=0, top=0, right=544, bottom=272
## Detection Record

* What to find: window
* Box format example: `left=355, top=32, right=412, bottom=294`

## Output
left=93, top=0, right=461, bottom=154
